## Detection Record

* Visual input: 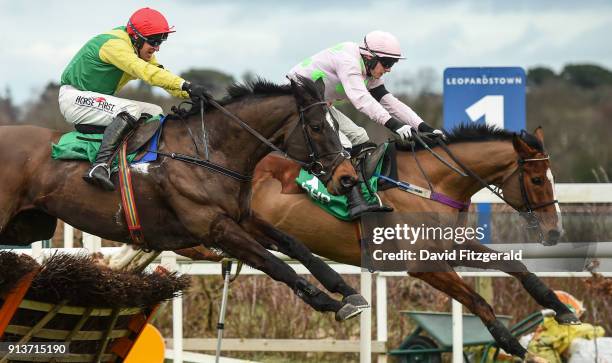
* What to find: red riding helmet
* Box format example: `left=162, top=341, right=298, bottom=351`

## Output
left=127, top=7, right=175, bottom=38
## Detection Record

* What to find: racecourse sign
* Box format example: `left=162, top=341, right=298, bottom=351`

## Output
left=443, top=67, right=526, bottom=131
left=443, top=67, right=526, bottom=243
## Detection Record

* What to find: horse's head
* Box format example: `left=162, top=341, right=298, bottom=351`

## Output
left=502, top=127, right=562, bottom=245
left=284, top=76, right=357, bottom=195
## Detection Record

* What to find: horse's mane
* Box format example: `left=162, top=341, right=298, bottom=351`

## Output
left=401, top=123, right=543, bottom=152
left=223, top=76, right=322, bottom=104
left=224, top=78, right=292, bottom=103
left=167, top=77, right=320, bottom=120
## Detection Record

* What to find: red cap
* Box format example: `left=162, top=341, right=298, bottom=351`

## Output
left=127, top=8, right=175, bottom=37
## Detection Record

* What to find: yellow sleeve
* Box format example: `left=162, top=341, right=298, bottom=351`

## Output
left=99, top=38, right=189, bottom=99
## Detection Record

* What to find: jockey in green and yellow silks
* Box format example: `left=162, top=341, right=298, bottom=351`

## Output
left=59, top=7, right=210, bottom=191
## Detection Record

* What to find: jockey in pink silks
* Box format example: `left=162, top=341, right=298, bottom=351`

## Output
left=288, top=31, right=444, bottom=220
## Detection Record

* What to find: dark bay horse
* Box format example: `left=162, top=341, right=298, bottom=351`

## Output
left=0, top=78, right=371, bottom=321
left=247, top=125, right=578, bottom=359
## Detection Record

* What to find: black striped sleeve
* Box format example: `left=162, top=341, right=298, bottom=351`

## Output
left=369, top=84, right=389, bottom=102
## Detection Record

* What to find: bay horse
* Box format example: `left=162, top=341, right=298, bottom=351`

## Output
left=0, top=77, right=372, bottom=321
left=245, top=125, right=577, bottom=359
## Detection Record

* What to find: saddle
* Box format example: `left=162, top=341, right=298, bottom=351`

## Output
left=52, top=115, right=165, bottom=164
left=75, top=117, right=163, bottom=155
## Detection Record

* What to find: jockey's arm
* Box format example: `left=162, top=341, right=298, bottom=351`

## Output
left=335, top=58, right=393, bottom=126
left=369, top=80, right=444, bottom=139
left=99, top=39, right=189, bottom=99
left=368, top=81, right=424, bottom=129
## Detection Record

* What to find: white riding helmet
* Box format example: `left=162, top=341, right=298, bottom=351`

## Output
left=359, top=30, right=405, bottom=59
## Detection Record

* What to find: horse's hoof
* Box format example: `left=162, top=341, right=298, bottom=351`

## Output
left=555, top=311, right=581, bottom=325
left=342, top=294, right=370, bottom=309
left=335, top=303, right=362, bottom=322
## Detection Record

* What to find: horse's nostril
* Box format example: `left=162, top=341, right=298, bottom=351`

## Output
left=548, top=229, right=560, bottom=242
left=340, top=175, right=356, bottom=189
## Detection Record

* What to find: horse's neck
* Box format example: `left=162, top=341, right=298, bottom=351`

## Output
left=398, top=141, right=517, bottom=202
left=181, top=96, right=294, bottom=174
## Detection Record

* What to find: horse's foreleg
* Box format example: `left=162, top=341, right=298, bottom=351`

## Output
left=211, top=215, right=360, bottom=321
left=106, top=244, right=160, bottom=272
left=241, top=214, right=368, bottom=308
left=451, top=241, right=580, bottom=324
left=409, top=270, right=528, bottom=359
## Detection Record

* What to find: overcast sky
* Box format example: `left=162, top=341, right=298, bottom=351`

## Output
left=2, top=0, right=611, bottom=104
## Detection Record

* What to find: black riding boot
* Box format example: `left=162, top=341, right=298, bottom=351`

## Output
left=83, top=112, right=138, bottom=191
left=346, top=142, right=393, bottom=220
left=347, top=184, right=393, bottom=220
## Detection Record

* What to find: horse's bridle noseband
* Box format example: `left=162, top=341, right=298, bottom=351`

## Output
left=500, top=155, right=559, bottom=234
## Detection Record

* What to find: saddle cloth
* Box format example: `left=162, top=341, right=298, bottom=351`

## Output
left=296, top=143, right=390, bottom=221
left=51, top=115, right=165, bottom=167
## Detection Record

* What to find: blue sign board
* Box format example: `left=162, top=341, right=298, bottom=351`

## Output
left=443, top=67, right=526, bottom=132
left=443, top=67, right=526, bottom=243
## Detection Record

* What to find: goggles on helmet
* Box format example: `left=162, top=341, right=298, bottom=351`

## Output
left=378, top=57, right=398, bottom=69
left=144, top=33, right=168, bottom=47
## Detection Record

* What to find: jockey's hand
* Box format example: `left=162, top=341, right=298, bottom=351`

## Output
left=418, top=122, right=447, bottom=141
left=183, top=82, right=212, bottom=104
left=385, top=118, right=412, bottom=141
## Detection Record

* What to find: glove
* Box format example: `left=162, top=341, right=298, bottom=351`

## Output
left=418, top=122, right=447, bottom=141
left=385, top=118, right=412, bottom=141
left=182, top=82, right=212, bottom=104
left=395, top=125, right=413, bottom=141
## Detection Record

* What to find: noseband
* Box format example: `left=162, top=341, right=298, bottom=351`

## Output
left=501, top=156, right=559, bottom=235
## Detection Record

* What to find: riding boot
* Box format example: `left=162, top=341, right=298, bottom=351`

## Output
left=83, top=112, right=138, bottom=191
left=347, top=184, right=393, bottom=220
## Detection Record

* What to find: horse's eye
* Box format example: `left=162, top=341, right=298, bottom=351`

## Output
left=311, top=124, right=322, bottom=132
left=531, top=177, right=543, bottom=185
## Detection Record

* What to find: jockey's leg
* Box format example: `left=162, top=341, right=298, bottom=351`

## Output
left=58, top=85, right=163, bottom=191
left=328, top=107, right=392, bottom=220
left=82, top=112, right=139, bottom=191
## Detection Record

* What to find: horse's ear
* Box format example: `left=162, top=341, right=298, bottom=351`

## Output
left=290, top=77, right=307, bottom=106
left=533, top=126, right=545, bottom=148
left=314, top=78, right=325, bottom=99
left=513, top=133, right=534, bottom=158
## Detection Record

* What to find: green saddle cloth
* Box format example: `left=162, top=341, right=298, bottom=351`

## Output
left=51, top=115, right=163, bottom=164
left=295, top=144, right=387, bottom=221
left=51, top=132, right=135, bottom=164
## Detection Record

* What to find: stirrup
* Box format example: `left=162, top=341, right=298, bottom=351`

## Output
left=88, top=163, right=110, bottom=178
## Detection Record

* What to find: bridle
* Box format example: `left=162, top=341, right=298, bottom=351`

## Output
left=499, top=155, right=559, bottom=235
left=289, top=101, right=350, bottom=184
left=155, top=97, right=348, bottom=184
left=435, top=139, right=559, bottom=239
